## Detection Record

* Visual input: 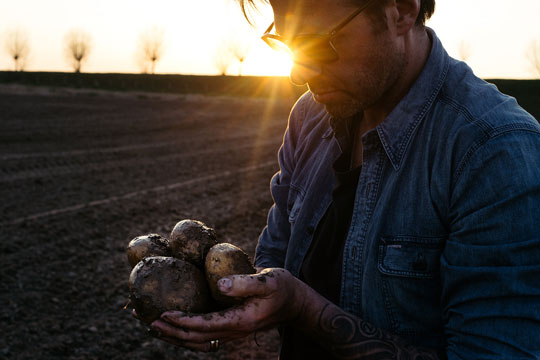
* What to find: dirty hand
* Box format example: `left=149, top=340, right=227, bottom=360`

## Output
left=149, top=268, right=309, bottom=352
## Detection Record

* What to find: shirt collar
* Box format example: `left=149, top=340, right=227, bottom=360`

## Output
left=376, top=28, right=449, bottom=171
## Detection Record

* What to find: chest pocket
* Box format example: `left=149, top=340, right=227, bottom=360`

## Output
left=378, top=236, right=444, bottom=279
left=377, top=235, right=446, bottom=339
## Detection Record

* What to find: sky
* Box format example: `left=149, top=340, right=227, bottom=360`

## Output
left=0, top=0, right=539, bottom=78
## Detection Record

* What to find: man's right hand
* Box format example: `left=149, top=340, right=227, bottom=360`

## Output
left=147, top=268, right=310, bottom=352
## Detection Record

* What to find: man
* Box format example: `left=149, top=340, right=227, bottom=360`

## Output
left=148, top=0, right=540, bottom=358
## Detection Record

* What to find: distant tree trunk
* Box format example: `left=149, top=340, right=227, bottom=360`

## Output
left=526, top=40, right=540, bottom=78
left=214, top=42, right=234, bottom=76
left=215, top=55, right=232, bottom=75
left=230, top=39, right=250, bottom=76
left=5, top=28, right=30, bottom=71
left=237, top=57, right=246, bottom=76
left=137, top=27, right=165, bottom=75
left=64, top=29, right=92, bottom=73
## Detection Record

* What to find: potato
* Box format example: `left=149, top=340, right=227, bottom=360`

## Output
left=169, top=219, right=217, bottom=268
left=205, top=243, right=256, bottom=306
left=126, top=234, right=170, bottom=268
left=129, top=256, right=213, bottom=324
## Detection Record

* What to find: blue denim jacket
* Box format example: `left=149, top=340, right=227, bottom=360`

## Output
left=255, top=29, right=540, bottom=358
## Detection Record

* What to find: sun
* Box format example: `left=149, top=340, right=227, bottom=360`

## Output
left=243, top=43, right=294, bottom=76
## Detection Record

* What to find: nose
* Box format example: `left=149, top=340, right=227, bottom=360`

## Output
left=289, top=60, right=322, bottom=86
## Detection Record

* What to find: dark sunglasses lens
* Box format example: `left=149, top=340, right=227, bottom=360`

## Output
left=292, top=36, right=337, bottom=63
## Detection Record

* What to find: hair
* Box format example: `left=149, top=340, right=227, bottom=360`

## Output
left=237, top=0, right=435, bottom=27
left=415, top=0, right=436, bottom=25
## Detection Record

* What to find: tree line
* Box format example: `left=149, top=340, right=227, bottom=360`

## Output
left=2, top=27, right=251, bottom=75
left=4, top=26, right=540, bottom=78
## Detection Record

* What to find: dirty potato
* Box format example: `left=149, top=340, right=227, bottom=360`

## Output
left=205, top=243, right=256, bottom=306
left=129, top=256, right=213, bottom=324
left=126, top=234, right=171, bottom=268
left=169, top=219, right=217, bottom=268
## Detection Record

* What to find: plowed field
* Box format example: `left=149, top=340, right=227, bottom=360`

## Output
left=0, top=84, right=295, bottom=359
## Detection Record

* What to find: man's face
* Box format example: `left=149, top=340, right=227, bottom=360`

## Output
left=271, top=0, right=406, bottom=119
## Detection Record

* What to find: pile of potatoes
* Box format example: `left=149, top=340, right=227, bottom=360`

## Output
left=127, top=219, right=255, bottom=324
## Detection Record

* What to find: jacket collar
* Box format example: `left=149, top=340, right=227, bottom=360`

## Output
left=376, top=28, right=449, bottom=171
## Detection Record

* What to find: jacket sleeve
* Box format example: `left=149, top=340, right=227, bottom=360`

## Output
left=443, top=127, right=540, bottom=359
left=254, top=94, right=307, bottom=268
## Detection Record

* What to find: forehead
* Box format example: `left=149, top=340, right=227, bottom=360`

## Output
left=270, top=0, right=353, bottom=35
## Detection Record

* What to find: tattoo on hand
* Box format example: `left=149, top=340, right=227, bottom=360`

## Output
left=316, top=303, right=441, bottom=360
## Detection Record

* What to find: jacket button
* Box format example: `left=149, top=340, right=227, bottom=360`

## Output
left=412, top=252, right=427, bottom=271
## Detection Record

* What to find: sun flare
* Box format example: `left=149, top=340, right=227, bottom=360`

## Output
left=248, top=49, right=293, bottom=76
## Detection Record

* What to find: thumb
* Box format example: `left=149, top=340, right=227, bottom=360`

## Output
left=218, top=272, right=274, bottom=298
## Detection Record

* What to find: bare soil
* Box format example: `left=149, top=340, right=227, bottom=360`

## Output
left=0, top=84, right=295, bottom=360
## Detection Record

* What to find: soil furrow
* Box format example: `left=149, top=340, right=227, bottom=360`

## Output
left=1, top=160, right=276, bottom=226
left=0, top=138, right=280, bottom=182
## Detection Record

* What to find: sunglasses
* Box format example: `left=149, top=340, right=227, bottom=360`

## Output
left=261, top=0, right=376, bottom=64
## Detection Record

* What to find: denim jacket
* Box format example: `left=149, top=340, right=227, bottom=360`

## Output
left=255, top=29, right=540, bottom=358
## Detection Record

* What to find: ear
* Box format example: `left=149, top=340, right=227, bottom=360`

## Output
left=395, top=0, right=421, bottom=35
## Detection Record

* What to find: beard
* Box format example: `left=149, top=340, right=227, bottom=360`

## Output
left=321, top=96, right=364, bottom=120
left=309, top=34, right=406, bottom=122
left=307, top=80, right=365, bottom=120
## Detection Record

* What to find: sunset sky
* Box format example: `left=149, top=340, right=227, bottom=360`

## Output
left=1, top=0, right=539, bottom=78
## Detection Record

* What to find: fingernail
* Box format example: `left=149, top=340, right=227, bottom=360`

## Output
left=218, top=277, right=232, bottom=292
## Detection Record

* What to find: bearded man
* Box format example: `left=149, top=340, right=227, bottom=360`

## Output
left=148, top=0, right=540, bottom=358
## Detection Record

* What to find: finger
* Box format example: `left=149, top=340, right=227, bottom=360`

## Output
left=150, top=319, right=191, bottom=341
left=160, top=307, right=259, bottom=333
left=218, top=270, right=281, bottom=298
left=150, top=319, right=243, bottom=343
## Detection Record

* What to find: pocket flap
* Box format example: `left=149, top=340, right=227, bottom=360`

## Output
left=378, top=236, right=445, bottom=279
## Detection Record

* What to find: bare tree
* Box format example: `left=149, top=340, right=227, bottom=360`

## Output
left=457, top=39, right=472, bottom=62
left=64, top=29, right=92, bottom=73
left=229, top=38, right=250, bottom=76
left=136, top=27, right=165, bottom=74
left=214, top=43, right=234, bottom=75
left=4, top=28, right=30, bottom=71
left=526, top=39, right=540, bottom=78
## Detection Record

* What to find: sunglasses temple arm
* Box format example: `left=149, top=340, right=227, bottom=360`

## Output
left=330, top=0, right=377, bottom=36
left=264, top=22, right=275, bottom=34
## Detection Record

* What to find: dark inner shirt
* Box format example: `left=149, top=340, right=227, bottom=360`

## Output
left=279, top=137, right=361, bottom=359
left=300, top=154, right=362, bottom=304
